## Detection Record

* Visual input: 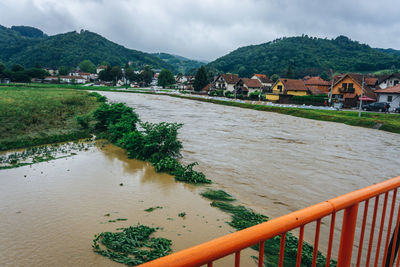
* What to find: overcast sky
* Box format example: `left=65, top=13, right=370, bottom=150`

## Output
left=1, top=0, right=400, bottom=61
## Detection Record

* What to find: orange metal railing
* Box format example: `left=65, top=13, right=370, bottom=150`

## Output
left=140, top=176, right=400, bottom=267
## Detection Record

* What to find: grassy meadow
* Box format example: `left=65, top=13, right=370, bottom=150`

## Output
left=0, top=86, right=100, bottom=150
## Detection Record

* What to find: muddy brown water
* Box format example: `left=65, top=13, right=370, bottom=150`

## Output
left=1, top=91, right=400, bottom=266
left=0, top=143, right=256, bottom=266
left=100, top=92, right=400, bottom=263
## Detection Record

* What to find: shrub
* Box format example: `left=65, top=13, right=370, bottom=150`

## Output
left=88, top=92, right=107, bottom=102
left=93, top=103, right=139, bottom=132
left=174, top=162, right=211, bottom=184
left=224, top=91, right=234, bottom=98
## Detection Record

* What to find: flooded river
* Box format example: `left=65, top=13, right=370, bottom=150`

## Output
left=0, top=143, right=255, bottom=266
left=101, top=92, right=400, bottom=260
left=1, top=91, right=400, bottom=266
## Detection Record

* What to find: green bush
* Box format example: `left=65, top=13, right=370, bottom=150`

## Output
left=174, top=162, right=211, bottom=184
left=94, top=103, right=139, bottom=132
left=224, top=91, right=234, bottom=98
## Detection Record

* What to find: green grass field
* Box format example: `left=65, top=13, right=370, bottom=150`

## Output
left=0, top=86, right=100, bottom=150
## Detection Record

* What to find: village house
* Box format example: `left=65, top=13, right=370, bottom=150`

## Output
left=331, top=73, right=376, bottom=107
left=44, top=75, right=87, bottom=84
left=96, top=65, right=108, bottom=74
left=234, top=78, right=262, bottom=96
left=303, top=76, right=331, bottom=94
left=375, top=85, right=400, bottom=111
left=250, top=74, right=273, bottom=88
left=212, top=74, right=240, bottom=92
left=44, top=68, right=58, bottom=76
left=376, top=73, right=400, bottom=89
left=267, top=78, right=310, bottom=101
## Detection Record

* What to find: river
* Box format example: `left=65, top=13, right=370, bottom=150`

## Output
left=101, top=91, right=400, bottom=262
left=1, top=91, right=399, bottom=266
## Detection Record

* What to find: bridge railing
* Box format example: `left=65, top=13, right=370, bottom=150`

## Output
left=140, top=176, right=400, bottom=267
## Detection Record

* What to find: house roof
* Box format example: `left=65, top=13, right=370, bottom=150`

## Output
left=307, top=86, right=326, bottom=95
left=202, top=83, right=212, bottom=92
left=365, top=77, right=377, bottom=87
left=97, top=65, right=108, bottom=69
left=219, top=74, right=240, bottom=84
left=241, top=78, right=262, bottom=88
left=253, top=74, right=272, bottom=83
left=303, top=76, right=330, bottom=86
left=60, top=75, right=86, bottom=79
left=375, top=84, right=400, bottom=94
left=377, top=73, right=400, bottom=84
left=333, top=73, right=377, bottom=100
left=280, top=79, right=309, bottom=91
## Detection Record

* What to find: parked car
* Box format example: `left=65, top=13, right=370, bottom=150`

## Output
left=362, top=102, right=390, bottom=112
left=395, top=107, right=400, bottom=113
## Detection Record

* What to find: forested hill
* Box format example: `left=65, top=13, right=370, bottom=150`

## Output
left=0, top=25, right=174, bottom=70
left=207, top=35, right=400, bottom=77
left=152, top=52, right=206, bottom=74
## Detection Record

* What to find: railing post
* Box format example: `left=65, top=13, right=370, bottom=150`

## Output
left=337, top=204, right=359, bottom=266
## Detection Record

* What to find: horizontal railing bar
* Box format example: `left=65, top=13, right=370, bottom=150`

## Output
left=139, top=176, right=400, bottom=267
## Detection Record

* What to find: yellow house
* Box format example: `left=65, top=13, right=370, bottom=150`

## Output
left=267, top=79, right=309, bottom=101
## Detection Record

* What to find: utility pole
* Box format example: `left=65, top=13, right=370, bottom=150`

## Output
left=358, top=75, right=365, bottom=117
left=328, top=69, right=334, bottom=106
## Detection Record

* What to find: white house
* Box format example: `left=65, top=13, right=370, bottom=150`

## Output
left=377, top=73, right=400, bottom=89
left=96, top=65, right=108, bottom=74
left=375, top=85, right=400, bottom=111
left=251, top=74, right=273, bottom=88
left=212, top=74, right=240, bottom=92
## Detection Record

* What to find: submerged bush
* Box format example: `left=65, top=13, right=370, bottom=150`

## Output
left=93, top=101, right=211, bottom=184
left=93, top=224, right=172, bottom=266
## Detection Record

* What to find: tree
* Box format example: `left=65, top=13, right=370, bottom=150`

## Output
left=58, top=66, right=69, bottom=75
left=0, top=62, right=5, bottom=77
left=99, top=67, right=113, bottom=81
left=270, top=74, right=280, bottom=82
left=193, top=66, right=208, bottom=91
left=110, top=66, right=123, bottom=83
left=79, top=60, right=96, bottom=73
left=12, top=64, right=24, bottom=72
left=141, top=66, right=154, bottom=85
left=157, top=69, right=175, bottom=88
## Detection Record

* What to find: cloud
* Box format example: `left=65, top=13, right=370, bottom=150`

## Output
left=1, top=0, right=400, bottom=61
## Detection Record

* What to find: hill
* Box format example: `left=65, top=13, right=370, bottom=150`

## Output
left=207, top=35, right=400, bottom=78
left=0, top=25, right=174, bottom=71
left=152, top=52, right=205, bottom=74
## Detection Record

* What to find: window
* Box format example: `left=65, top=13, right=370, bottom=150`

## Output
left=342, top=83, right=348, bottom=90
left=394, top=80, right=399, bottom=86
left=277, top=85, right=283, bottom=92
left=348, top=83, right=354, bottom=89
left=388, top=95, right=393, bottom=102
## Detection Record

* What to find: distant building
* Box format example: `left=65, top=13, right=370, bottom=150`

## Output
left=331, top=73, right=376, bottom=107
left=96, top=65, right=108, bottom=74
left=234, top=78, right=262, bottom=96
left=375, top=85, right=400, bottom=111
left=212, top=74, right=240, bottom=92
left=44, top=75, right=87, bottom=84
left=303, top=76, right=331, bottom=94
left=251, top=74, right=273, bottom=88
left=376, top=73, right=400, bottom=89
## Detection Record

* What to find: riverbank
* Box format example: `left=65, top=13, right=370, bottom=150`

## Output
left=3, top=83, right=399, bottom=135
left=0, top=86, right=101, bottom=150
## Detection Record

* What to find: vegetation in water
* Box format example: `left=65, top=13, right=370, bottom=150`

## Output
left=144, top=206, right=163, bottom=212
left=178, top=212, right=186, bottom=218
left=92, top=224, right=172, bottom=266
left=209, top=198, right=337, bottom=267
left=201, top=189, right=236, bottom=201
left=93, top=101, right=211, bottom=184
left=0, top=141, right=94, bottom=169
